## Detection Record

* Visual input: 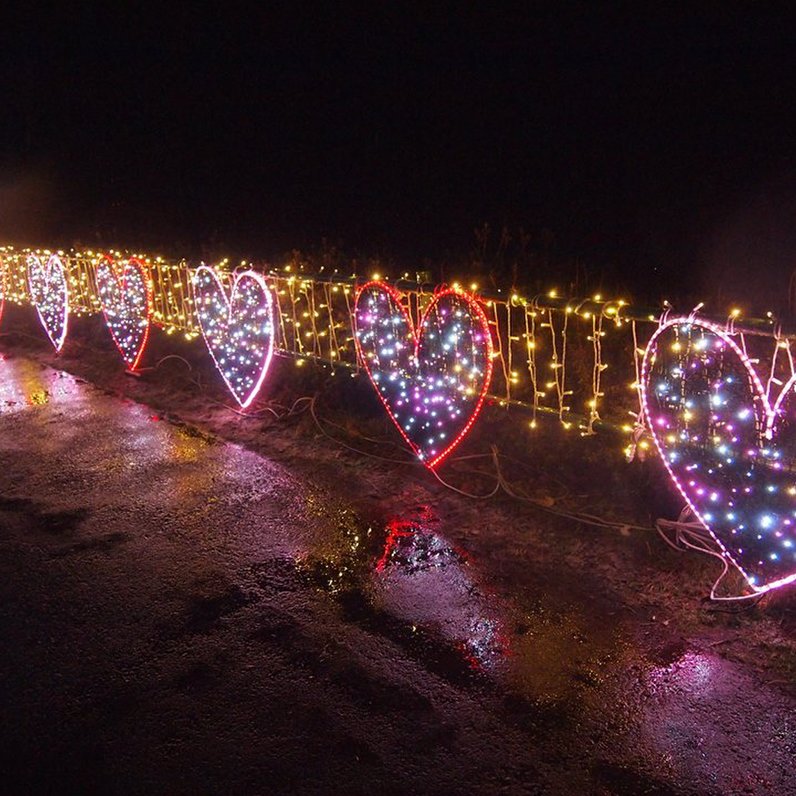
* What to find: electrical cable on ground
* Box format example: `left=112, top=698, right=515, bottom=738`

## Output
left=656, top=507, right=764, bottom=604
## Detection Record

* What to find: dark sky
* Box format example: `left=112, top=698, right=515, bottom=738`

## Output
left=2, top=3, right=796, bottom=302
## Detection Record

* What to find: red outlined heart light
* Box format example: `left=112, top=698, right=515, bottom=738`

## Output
left=96, top=256, right=153, bottom=371
left=642, top=317, right=796, bottom=594
left=193, top=266, right=276, bottom=408
left=354, top=282, right=493, bottom=469
left=27, top=253, right=69, bottom=352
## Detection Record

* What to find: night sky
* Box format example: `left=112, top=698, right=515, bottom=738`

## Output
left=2, top=4, right=796, bottom=303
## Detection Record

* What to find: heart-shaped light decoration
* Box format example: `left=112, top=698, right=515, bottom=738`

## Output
left=0, top=256, right=6, bottom=328
left=193, top=266, right=276, bottom=408
left=642, top=317, right=796, bottom=593
left=354, top=282, right=493, bottom=468
left=96, top=256, right=153, bottom=371
left=27, top=253, right=69, bottom=352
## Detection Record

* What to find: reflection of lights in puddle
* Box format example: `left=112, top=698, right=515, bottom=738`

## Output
left=462, top=617, right=505, bottom=670
left=296, top=513, right=509, bottom=671
left=647, top=651, right=717, bottom=697
left=0, top=358, right=82, bottom=411
left=297, top=500, right=370, bottom=595
left=373, top=519, right=508, bottom=671
left=375, top=519, right=463, bottom=573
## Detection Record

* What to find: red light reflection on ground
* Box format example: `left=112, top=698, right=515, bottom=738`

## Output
left=373, top=517, right=509, bottom=671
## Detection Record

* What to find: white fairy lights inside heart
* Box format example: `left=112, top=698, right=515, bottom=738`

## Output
left=355, top=282, right=493, bottom=468
left=642, top=318, right=796, bottom=593
left=96, top=256, right=153, bottom=371
left=193, top=266, right=276, bottom=408
left=26, top=253, right=69, bottom=352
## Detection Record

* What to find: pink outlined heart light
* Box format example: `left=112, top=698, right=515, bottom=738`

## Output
left=96, top=256, right=153, bottom=371
left=0, top=256, right=6, bottom=329
left=193, top=266, right=276, bottom=409
left=642, top=316, right=796, bottom=594
left=354, top=281, right=493, bottom=469
left=27, top=253, right=69, bottom=352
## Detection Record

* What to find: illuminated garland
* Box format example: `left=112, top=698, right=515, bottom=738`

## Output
left=354, top=281, right=493, bottom=468
left=642, top=317, right=796, bottom=593
left=26, top=253, right=69, bottom=352
left=96, top=256, right=153, bottom=371
left=193, top=266, right=276, bottom=408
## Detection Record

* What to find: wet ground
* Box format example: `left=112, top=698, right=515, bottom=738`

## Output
left=0, top=354, right=794, bottom=795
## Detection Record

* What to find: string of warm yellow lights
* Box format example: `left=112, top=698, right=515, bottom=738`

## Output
left=2, top=244, right=791, bottom=442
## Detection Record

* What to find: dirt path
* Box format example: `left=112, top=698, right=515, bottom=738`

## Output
left=0, top=351, right=793, bottom=795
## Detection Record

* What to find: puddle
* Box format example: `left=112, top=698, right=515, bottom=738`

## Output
left=0, top=357, right=82, bottom=411
left=370, top=518, right=509, bottom=672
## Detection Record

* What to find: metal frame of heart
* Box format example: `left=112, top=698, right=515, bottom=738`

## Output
left=192, top=265, right=276, bottom=409
left=354, top=281, right=494, bottom=469
left=96, top=256, right=153, bottom=372
left=26, top=253, right=70, bottom=353
left=641, top=316, right=796, bottom=594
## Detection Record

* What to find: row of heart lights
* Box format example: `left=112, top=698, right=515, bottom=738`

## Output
left=18, top=254, right=277, bottom=406
left=18, top=258, right=491, bottom=466
left=642, top=318, right=796, bottom=594
left=9, top=249, right=796, bottom=595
